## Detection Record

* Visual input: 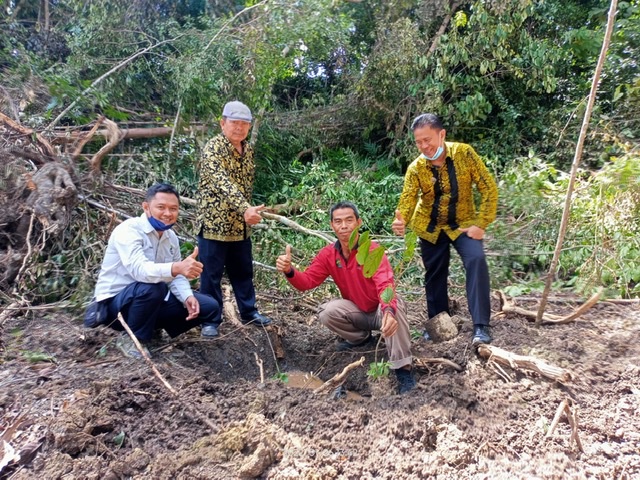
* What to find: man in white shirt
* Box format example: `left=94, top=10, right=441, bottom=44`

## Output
left=85, top=183, right=219, bottom=359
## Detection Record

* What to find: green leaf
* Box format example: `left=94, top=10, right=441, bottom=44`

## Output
left=355, top=231, right=371, bottom=266
left=380, top=286, right=395, bottom=304
left=403, top=231, right=418, bottom=262
left=363, top=245, right=385, bottom=278
left=113, top=431, right=126, bottom=448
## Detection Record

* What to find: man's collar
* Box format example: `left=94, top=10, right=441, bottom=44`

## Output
left=139, top=213, right=157, bottom=234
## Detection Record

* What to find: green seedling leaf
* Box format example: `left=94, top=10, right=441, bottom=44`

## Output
left=363, top=245, right=385, bottom=278
left=348, top=229, right=358, bottom=251
left=367, top=361, right=391, bottom=380
left=355, top=231, right=371, bottom=266
left=403, top=231, right=418, bottom=262
left=380, top=286, right=395, bottom=304
left=272, top=372, right=289, bottom=383
left=96, top=346, right=107, bottom=358
left=113, top=431, right=126, bottom=448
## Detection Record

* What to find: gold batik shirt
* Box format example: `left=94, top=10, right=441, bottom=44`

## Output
left=197, top=134, right=254, bottom=241
left=396, top=142, right=498, bottom=244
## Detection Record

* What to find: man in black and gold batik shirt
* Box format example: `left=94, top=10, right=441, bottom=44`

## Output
left=196, top=101, right=272, bottom=338
left=392, top=113, right=498, bottom=346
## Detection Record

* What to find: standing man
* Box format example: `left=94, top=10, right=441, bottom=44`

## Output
left=84, top=183, right=220, bottom=359
left=392, top=113, right=498, bottom=345
left=196, top=100, right=272, bottom=338
left=276, top=201, right=415, bottom=394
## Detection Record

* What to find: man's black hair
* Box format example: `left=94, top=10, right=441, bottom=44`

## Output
left=145, top=183, right=180, bottom=203
left=411, top=113, right=444, bottom=131
left=329, top=201, right=360, bottom=221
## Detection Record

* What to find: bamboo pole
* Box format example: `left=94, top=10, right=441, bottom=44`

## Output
left=536, top=0, right=619, bottom=327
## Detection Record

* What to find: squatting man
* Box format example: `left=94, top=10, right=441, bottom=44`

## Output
left=276, top=201, right=416, bottom=394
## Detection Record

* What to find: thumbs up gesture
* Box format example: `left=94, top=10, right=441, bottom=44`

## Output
left=276, top=244, right=293, bottom=274
left=391, top=210, right=406, bottom=236
left=172, top=247, right=204, bottom=280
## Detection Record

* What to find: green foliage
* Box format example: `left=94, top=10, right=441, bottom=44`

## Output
left=272, top=371, right=289, bottom=383
left=367, top=360, right=391, bottom=381
left=113, top=431, right=126, bottom=449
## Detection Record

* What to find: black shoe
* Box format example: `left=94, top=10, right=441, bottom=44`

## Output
left=336, top=332, right=372, bottom=352
left=201, top=324, right=220, bottom=338
left=472, top=325, right=492, bottom=346
left=84, top=300, right=105, bottom=328
left=395, top=368, right=416, bottom=394
left=241, top=312, right=272, bottom=326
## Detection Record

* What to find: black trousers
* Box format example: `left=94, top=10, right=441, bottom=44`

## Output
left=197, top=235, right=258, bottom=325
left=419, top=231, right=491, bottom=326
left=99, top=282, right=219, bottom=341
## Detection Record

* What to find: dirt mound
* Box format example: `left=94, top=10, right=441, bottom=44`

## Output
left=1, top=293, right=639, bottom=479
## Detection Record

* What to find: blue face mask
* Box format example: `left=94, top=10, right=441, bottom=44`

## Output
left=147, top=215, right=175, bottom=231
left=421, top=134, right=445, bottom=161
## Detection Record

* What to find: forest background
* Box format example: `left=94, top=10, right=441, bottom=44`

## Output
left=1, top=0, right=639, bottom=314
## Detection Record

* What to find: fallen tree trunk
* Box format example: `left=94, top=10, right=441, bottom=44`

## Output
left=476, top=344, right=572, bottom=384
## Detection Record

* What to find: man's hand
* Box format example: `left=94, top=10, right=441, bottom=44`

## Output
left=380, top=311, right=398, bottom=338
left=244, top=204, right=265, bottom=225
left=276, top=244, right=293, bottom=274
left=460, top=225, right=485, bottom=240
left=184, top=295, right=200, bottom=320
left=391, top=210, right=406, bottom=236
left=171, top=247, right=203, bottom=279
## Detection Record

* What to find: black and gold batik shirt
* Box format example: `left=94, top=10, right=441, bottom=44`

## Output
left=396, top=142, right=498, bottom=244
left=196, top=134, right=254, bottom=241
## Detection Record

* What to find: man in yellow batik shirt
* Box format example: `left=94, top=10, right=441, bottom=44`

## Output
left=196, top=101, right=272, bottom=338
left=392, top=113, right=498, bottom=346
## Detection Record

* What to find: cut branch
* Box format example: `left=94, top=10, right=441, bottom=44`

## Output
left=414, top=356, right=464, bottom=373
left=261, top=212, right=335, bottom=244
left=476, top=345, right=572, bottom=384
left=498, top=289, right=602, bottom=325
left=314, top=356, right=365, bottom=395
left=71, top=116, right=104, bottom=161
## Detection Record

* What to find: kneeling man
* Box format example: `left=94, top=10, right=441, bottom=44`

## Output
left=85, top=183, right=219, bottom=359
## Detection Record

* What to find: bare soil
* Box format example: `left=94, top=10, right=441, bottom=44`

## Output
left=1, top=291, right=639, bottom=479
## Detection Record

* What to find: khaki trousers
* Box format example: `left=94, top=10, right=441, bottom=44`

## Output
left=317, top=296, right=412, bottom=369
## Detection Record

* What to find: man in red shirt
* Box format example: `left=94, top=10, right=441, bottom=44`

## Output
left=276, top=201, right=415, bottom=394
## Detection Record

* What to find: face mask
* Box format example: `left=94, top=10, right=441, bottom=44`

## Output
left=147, top=215, right=175, bottom=231
left=421, top=134, right=445, bottom=161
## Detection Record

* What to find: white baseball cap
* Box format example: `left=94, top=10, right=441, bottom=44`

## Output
left=222, top=101, right=252, bottom=122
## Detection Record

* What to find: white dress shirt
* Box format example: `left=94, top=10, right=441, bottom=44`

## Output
left=94, top=213, right=193, bottom=303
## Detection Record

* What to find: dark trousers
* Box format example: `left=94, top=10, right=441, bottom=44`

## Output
left=420, top=232, right=491, bottom=326
left=99, top=282, right=219, bottom=342
left=197, top=236, right=257, bottom=325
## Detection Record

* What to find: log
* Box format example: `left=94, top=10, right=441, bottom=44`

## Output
left=477, top=344, right=572, bottom=384
left=313, top=356, right=365, bottom=395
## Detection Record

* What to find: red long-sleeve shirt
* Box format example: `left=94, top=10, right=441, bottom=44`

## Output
left=285, top=241, right=397, bottom=314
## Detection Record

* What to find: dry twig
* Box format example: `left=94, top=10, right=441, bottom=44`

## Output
left=254, top=352, right=265, bottom=384
left=313, top=356, right=365, bottom=395
left=414, top=356, right=464, bottom=373
left=498, top=289, right=602, bottom=325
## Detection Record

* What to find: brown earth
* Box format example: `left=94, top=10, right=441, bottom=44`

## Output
left=1, top=291, right=639, bottom=479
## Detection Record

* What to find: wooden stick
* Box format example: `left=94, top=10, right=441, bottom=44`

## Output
left=0, top=111, right=56, bottom=158
left=545, top=398, right=569, bottom=439
left=476, top=345, right=572, bottom=384
left=565, top=401, right=584, bottom=452
left=71, top=116, right=104, bottom=160
left=313, top=357, right=365, bottom=395
left=254, top=352, right=265, bottom=384
left=414, top=356, right=464, bottom=373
